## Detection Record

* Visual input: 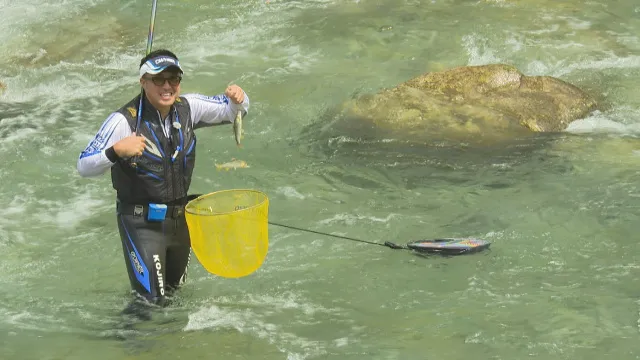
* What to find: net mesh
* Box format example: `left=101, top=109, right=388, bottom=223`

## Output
left=185, top=189, right=269, bottom=278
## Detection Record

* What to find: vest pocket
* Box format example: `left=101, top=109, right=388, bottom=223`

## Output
left=136, top=167, right=164, bottom=181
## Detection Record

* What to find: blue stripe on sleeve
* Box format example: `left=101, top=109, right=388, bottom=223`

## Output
left=185, top=93, right=229, bottom=105
left=79, top=114, right=119, bottom=159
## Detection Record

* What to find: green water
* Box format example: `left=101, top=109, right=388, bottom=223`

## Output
left=2, top=0, right=640, bottom=359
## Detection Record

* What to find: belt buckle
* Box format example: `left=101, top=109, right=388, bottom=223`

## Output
left=172, top=206, right=184, bottom=218
left=133, top=205, right=144, bottom=217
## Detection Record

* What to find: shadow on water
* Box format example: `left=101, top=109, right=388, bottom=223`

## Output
left=68, top=296, right=194, bottom=358
left=76, top=294, right=286, bottom=359
left=295, top=106, right=576, bottom=191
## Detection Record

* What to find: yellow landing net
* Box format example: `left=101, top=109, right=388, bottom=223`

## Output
left=185, top=190, right=269, bottom=278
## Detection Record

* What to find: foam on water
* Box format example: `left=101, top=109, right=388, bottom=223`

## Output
left=184, top=291, right=346, bottom=359
left=318, top=212, right=396, bottom=226
left=35, top=191, right=111, bottom=229
left=0, top=189, right=33, bottom=248
left=2, top=309, right=67, bottom=333
left=460, top=13, right=640, bottom=139
left=275, top=186, right=307, bottom=199
left=0, top=0, right=104, bottom=40
left=566, top=113, right=640, bottom=135
left=565, top=106, right=640, bottom=135
left=463, top=34, right=504, bottom=66
left=550, top=53, right=640, bottom=78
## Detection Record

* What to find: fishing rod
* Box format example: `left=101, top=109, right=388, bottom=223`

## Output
left=132, top=0, right=159, bottom=167
left=267, top=221, right=491, bottom=256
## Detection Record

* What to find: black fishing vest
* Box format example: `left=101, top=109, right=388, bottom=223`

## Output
left=111, top=95, right=197, bottom=204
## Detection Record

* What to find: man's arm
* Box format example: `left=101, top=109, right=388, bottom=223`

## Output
left=77, top=113, right=131, bottom=177
left=184, top=91, right=250, bottom=129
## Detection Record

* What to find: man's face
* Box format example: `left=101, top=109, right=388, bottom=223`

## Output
left=140, top=69, right=182, bottom=113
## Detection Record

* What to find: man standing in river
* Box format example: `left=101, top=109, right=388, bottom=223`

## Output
left=77, top=49, right=249, bottom=311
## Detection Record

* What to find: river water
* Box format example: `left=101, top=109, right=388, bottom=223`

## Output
left=2, top=0, right=640, bottom=359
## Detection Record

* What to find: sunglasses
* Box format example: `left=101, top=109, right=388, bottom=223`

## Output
left=145, top=75, right=182, bottom=86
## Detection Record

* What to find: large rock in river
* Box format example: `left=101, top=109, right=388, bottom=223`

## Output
left=332, top=64, right=597, bottom=146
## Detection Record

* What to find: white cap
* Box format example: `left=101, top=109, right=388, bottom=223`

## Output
left=139, top=55, right=184, bottom=77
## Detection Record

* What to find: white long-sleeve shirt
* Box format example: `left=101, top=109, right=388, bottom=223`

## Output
left=77, top=93, right=249, bottom=177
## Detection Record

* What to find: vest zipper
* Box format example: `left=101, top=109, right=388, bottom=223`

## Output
left=169, top=111, right=179, bottom=233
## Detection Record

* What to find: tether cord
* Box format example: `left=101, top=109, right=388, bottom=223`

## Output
left=268, top=221, right=405, bottom=249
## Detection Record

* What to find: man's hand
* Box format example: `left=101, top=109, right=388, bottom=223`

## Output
left=113, top=133, right=147, bottom=157
left=225, top=84, right=245, bottom=104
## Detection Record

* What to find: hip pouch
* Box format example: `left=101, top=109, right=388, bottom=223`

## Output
left=147, top=203, right=168, bottom=222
